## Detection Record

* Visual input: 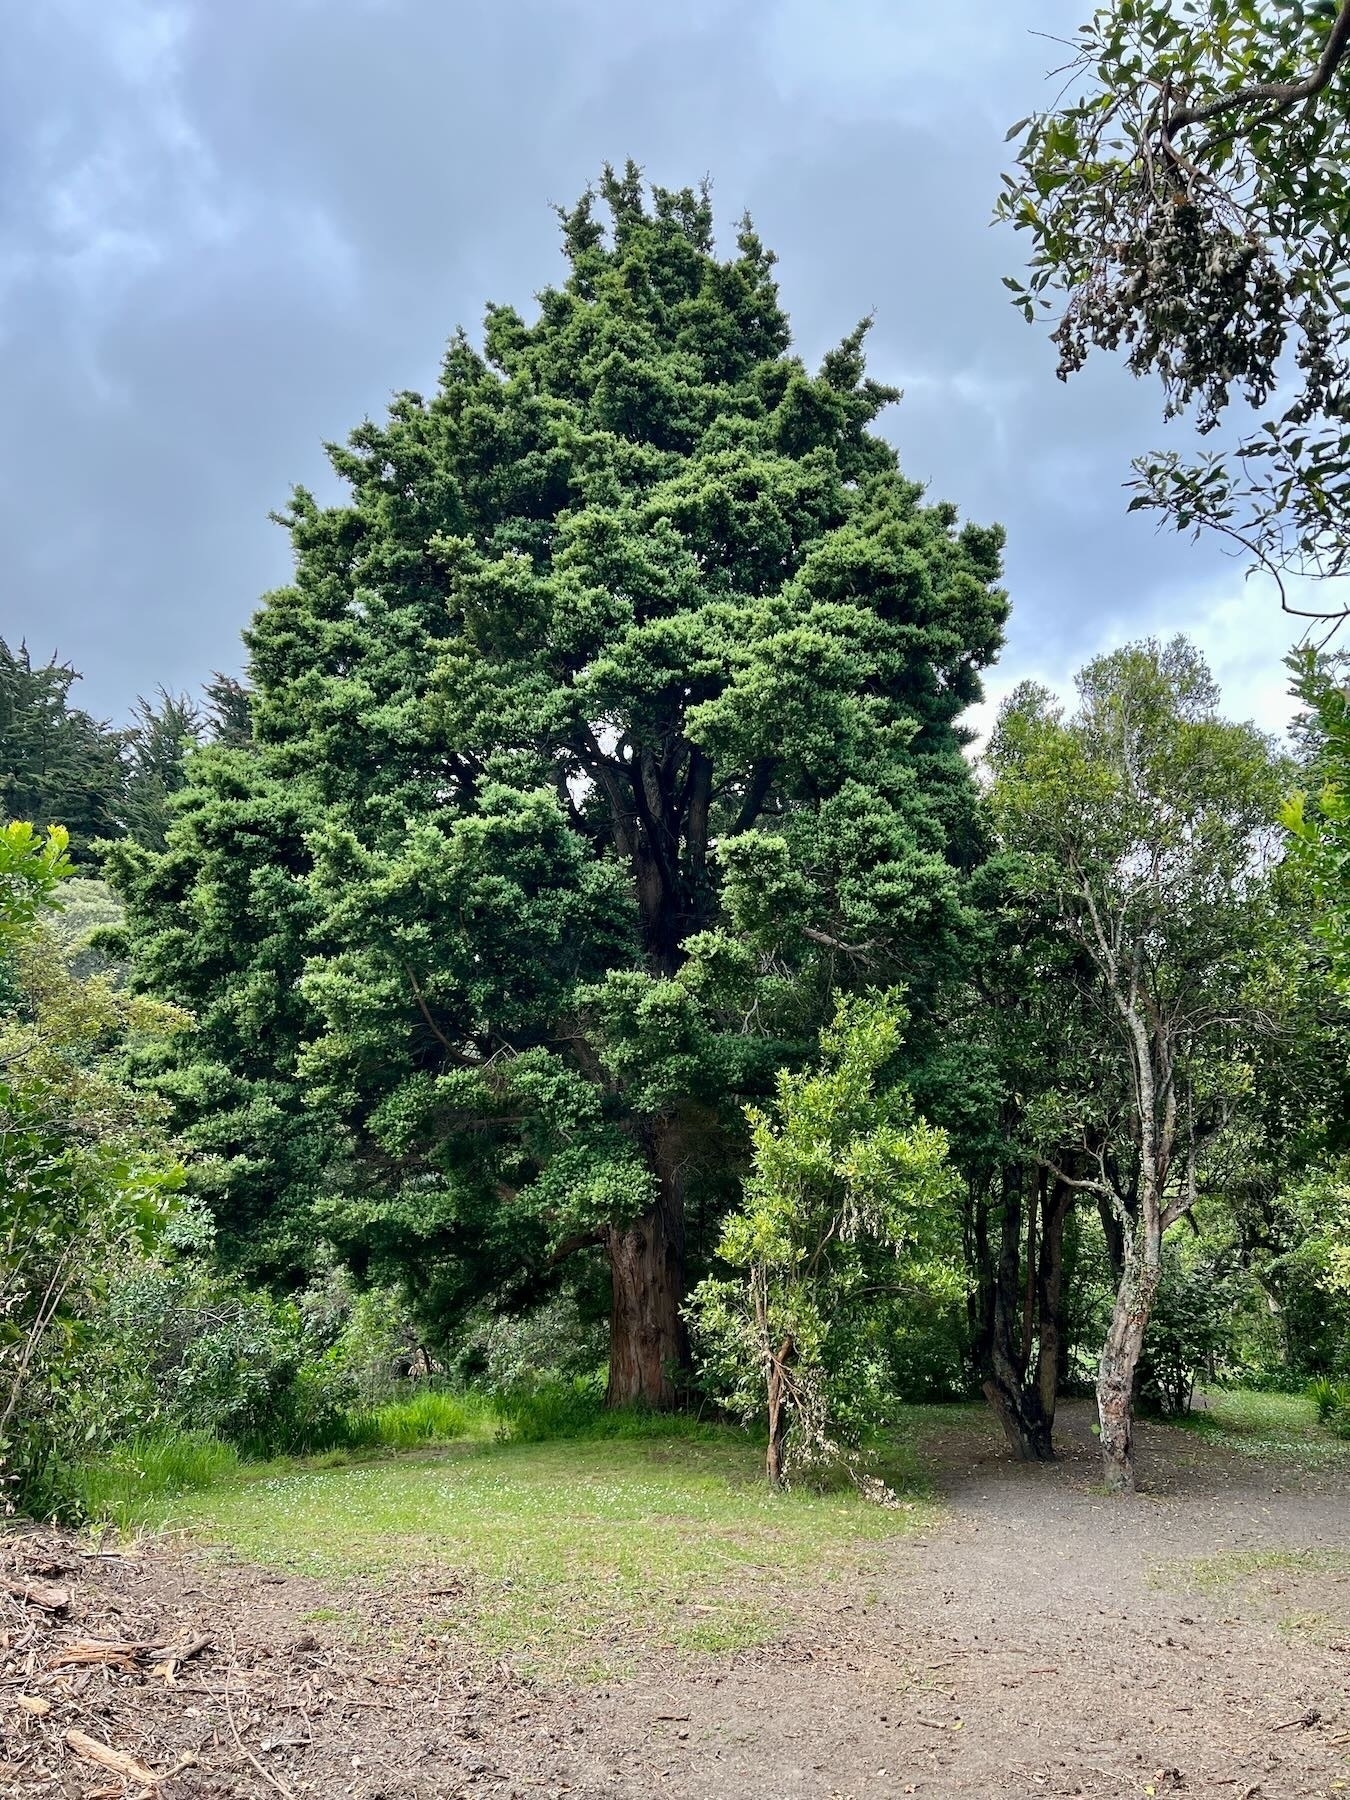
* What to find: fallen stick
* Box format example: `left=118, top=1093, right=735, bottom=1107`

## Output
left=64, top=1728, right=160, bottom=1788
left=147, top=1634, right=212, bottom=1665
left=48, top=1639, right=160, bottom=1671
left=224, top=1659, right=295, bottom=1799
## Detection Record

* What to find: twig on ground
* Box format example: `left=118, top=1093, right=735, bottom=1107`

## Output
left=223, top=1645, right=296, bottom=1800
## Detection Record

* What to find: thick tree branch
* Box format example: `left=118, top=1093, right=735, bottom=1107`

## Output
left=801, top=925, right=879, bottom=958
left=405, top=966, right=481, bottom=1067
left=1166, top=2, right=1350, bottom=137
left=731, top=758, right=777, bottom=835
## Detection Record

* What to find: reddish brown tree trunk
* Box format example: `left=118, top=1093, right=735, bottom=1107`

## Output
left=605, top=1119, right=689, bottom=1408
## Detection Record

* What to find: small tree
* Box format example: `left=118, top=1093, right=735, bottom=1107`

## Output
left=689, top=993, right=956, bottom=1488
left=988, top=638, right=1291, bottom=1490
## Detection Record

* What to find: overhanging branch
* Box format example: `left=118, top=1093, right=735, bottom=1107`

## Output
left=1165, top=2, right=1350, bottom=139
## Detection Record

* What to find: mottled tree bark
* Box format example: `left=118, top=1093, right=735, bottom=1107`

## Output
left=1097, top=1246, right=1161, bottom=1492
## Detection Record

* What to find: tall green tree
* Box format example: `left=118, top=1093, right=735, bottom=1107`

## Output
left=0, top=643, right=126, bottom=858
left=121, top=689, right=205, bottom=852
left=999, top=1, right=1350, bottom=617
left=1284, top=652, right=1350, bottom=985
left=113, top=168, right=1007, bottom=1403
left=949, top=853, right=1121, bottom=1463
left=988, top=637, right=1293, bottom=1489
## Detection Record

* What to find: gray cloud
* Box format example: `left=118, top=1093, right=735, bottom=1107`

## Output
left=1, top=0, right=1298, bottom=731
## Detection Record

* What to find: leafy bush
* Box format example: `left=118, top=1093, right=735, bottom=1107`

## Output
left=1310, top=1377, right=1350, bottom=1439
left=0, top=824, right=188, bottom=1510
left=691, top=994, right=958, bottom=1485
left=1137, top=1242, right=1247, bottom=1416
left=445, top=1290, right=608, bottom=1393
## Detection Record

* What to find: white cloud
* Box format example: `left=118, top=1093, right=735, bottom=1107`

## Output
left=966, top=568, right=1320, bottom=757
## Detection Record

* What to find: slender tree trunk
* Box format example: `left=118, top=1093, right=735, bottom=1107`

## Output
left=765, top=1337, right=793, bottom=1489
left=980, top=1165, right=1055, bottom=1462
left=1035, top=1180, right=1074, bottom=1432
left=606, top=1118, right=689, bottom=1408
left=1019, top=1171, right=1040, bottom=1367
left=1096, top=1227, right=1162, bottom=1492
left=966, top=1183, right=993, bottom=1389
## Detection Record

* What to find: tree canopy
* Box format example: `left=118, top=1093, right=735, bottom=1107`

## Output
left=110, top=166, right=1008, bottom=1404
left=987, top=636, right=1296, bottom=1487
left=1000, top=0, right=1350, bottom=617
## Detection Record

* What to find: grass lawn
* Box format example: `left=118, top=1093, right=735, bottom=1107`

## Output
left=1176, top=1388, right=1350, bottom=1471
left=150, top=1429, right=936, bottom=1676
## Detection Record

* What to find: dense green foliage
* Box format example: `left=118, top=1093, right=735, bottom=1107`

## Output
left=0, top=827, right=184, bottom=1503
left=109, top=169, right=1006, bottom=1404
left=1284, top=651, right=1350, bottom=987
left=0, top=639, right=244, bottom=858
left=691, top=993, right=957, bottom=1483
left=987, top=638, right=1306, bottom=1486
left=4, top=162, right=1348, bottom=1517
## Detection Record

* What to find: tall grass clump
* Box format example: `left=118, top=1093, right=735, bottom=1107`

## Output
left=52, top=1432, right=239, bottom=1530
left=493, top=1375, right=724, bottom=1444
left=346, top=1385, right=497, bottom=1450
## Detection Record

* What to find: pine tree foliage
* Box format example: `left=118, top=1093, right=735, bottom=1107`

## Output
left=111, top=168, right=1007, bottom=1398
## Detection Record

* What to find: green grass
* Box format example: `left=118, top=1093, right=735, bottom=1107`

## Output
left=345, top=1387, right=499, bottom=1450
left=149, top=1430, right=934, bottom=1677
left=1174, top=1388, right=1350, bottom=1470
left=1157, top=1546, right=1350, bottom=1646
left=58, top=1431, right=240, bottom=1530
left=1173, top=1545, right=1350, bottom=1594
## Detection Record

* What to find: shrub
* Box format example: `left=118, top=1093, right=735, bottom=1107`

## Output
left=1137, top=1241, right=1246, bottom=1416
left=1310, top=1377, right=1350, bottom=1438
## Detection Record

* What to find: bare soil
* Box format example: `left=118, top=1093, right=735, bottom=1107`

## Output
left=3, top=1402, right=1348, bottom=1799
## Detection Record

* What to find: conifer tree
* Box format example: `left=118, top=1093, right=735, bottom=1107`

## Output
left=113, top=168, right=1007, bottom=1402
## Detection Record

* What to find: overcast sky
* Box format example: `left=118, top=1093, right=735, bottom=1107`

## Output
left=1, top=0, right=1309, bottom=736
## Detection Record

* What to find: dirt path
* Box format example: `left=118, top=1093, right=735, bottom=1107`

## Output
left=3, top=1405, right=1347, bottom=1798
left=573, top=1404, right=1350, bottom=1798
